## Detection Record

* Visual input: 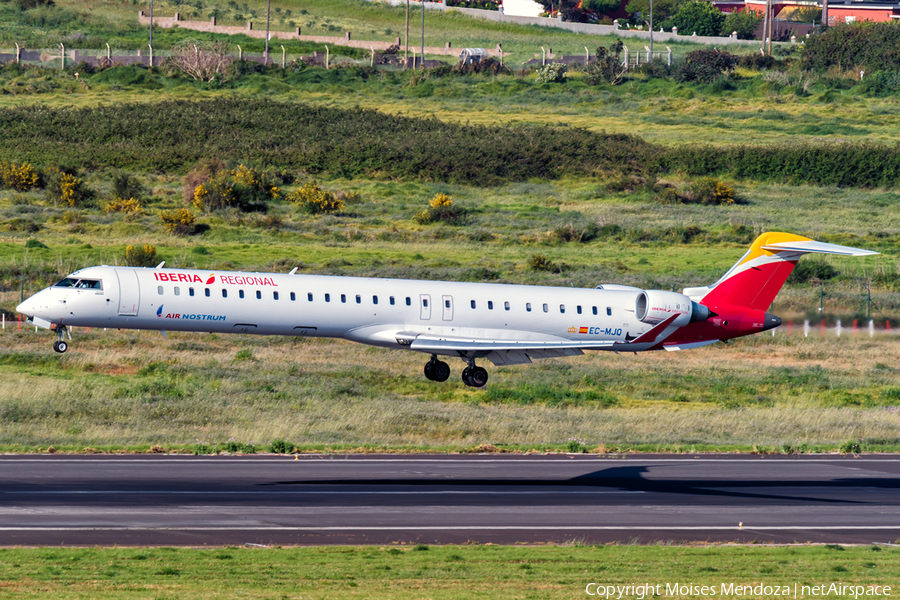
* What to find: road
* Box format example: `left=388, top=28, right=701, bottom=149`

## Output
left=1, top=454, right=898, bottom=546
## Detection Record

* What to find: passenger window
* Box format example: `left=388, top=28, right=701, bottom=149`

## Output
left=256, top=291, right=261, bottom=300
left=504, top=301, right=510, bottom=311
left=239, top=290, right=245, bottom=299
left=356, top=295, right=361, bottom=304
left=189, top=288, right=195, bottom=297
left=488, top=301, right=493, bottom=310
left=373, top=296, right=378, bottom=305
left=274, top=292, right=279, bottom=300
left=471, top=300, right=476, bottom=309
left=607, top=307, right=612, bottom=316
left=445, top=299, right=450, bottom=308
left=174, top=286, right=180, bottom=296
left=308, top=292, right=313, bottom=302
left=577, top=305, right=582, bottom=315
left=157, top=286, right=163, bottom=295
left=543, top=303, right=548, bottom=313
left=423, top=298, right=428, bottom=307
left=592, top=306, right=597, bottom=315
left=560, top=304, right=565, bottom=314
left=406, top=297, right=411, bottom=306
left=205, top=288, right=210, bottom=297
left=290, top=292, right=296, bottom=301
left=390, top=296, right=395, bottom=305
left=222, top=289, right=227, bottom=298
left=526, top=303, right=532, bottom=312
left=341, top=294, right=347, bottom=303
left=325, top=293, right=330, bottom=302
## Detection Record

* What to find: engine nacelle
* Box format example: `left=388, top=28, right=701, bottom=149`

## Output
left=635, top=290, right=711, bottom=327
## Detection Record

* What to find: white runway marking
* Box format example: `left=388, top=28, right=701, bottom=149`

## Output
left=1, top=525, right=900, bottom=531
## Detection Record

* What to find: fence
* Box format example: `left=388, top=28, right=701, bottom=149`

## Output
left=622, top=45, right=672, bottom=69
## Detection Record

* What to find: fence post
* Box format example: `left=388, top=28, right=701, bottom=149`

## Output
left=325, top=45, right=329, bottom=69
left=238, top=45, right=242, bottom=60
left=644, top=45, right=651, bottom=64
left=622, top=45, right=629, bottom=70
left=281, top=45, right=285, bottom=68
left=106, top=42, right=111, bottom=62
left=666, top=46, right=671, bottom=66
left=371, top=47, right=375, bottom=68
left=15, top=42, right=20, bottom=65
left=148, top=44, right=153, bottom=67
left=59, top=43, right=65, bottom=70
left=541, top=46, right=545, bottom=66
left=584, top=46, right=588, bottom=66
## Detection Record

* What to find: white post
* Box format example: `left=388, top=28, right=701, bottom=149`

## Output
left=584, top=46, right=589, bottom=66
left=666, top=45, right=671, bottom=66
left=2, top=313, right=4, bottom=329
left=149, top=44, right=153, bottom=67
left=371, top=47, right=375, bottom=67
left=613, top=19, right=619, bottom=30
left=645, top=45, right=651, bottom=64
left=671, top=26, right=677, bottom=35
left=623, top=45, right=629, bottom=70
left=281, top=45, right=285, bottom=68
left=411, top=47, right=416, bottom=68
left=15, top=42, right=20, bottom=65
left=869, top=319, right=875, bottom=338
left=106, top=42, right=110, bottom=61
left=803, top=319, right=810, bottom=338
left=541, top=46, right=545, bottom=66
left=836, top=320, right=842, bottom=338
left=59, top=43, right=64, bottom=70
left=325, top=45, right=329, bottom=69
left=238, top=45, right=242, bottom=60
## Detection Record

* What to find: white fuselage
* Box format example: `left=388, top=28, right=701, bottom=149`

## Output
left=19, top=265, right=655, bottom=357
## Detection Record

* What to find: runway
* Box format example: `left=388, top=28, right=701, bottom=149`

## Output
left=1, top=454, right=898, bottom=546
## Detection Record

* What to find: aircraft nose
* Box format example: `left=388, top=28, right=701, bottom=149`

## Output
left=762, top=313, right=782, bottom=331
left=16, top=296, right=37, bottom=316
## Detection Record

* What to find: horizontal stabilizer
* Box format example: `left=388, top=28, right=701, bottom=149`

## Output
left=760, top=240, right=879, bottom=257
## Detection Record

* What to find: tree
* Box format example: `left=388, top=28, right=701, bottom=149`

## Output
left=165, top=40, right=231, bottom=82
left=583, top=0, right=622, bottom=15
left=723, top=10, right=762, bottom=39
left=625, top=0, right=686, bottom=25
left=672, top=1, right=726, bottom=37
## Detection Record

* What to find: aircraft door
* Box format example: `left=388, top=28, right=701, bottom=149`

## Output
left=442, top=295, right=453, bottom=321
left=115, top=269, right=140, bottom=316
left=420, top=294, right=431, bottom=320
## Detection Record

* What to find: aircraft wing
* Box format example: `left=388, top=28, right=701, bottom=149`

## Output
left=407, top=336, right=614, bottom=365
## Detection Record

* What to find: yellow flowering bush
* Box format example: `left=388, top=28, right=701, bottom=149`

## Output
left=159, top=208, right=197, bottom=235
left=414, top=192, right=468, bottom=225
left=0, top=161, right=41, bottom=191
left=105, top=197, right=144, bottom=214
left=286, top=182, right=344, bottom=215
left=124, top=244, right=158, bottom=267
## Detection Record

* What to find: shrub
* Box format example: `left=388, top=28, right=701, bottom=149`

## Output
left=566, top=438, right=587, bottom=453
left=45, top=169, right=94, bottom=208
left=685, top=178, right=735, bottom=205
left=723, top=10, right=762, bottom=40
left=839, top=441, right=861, bottom=454
left=0, top=160, right=41, bottom=191
left=269, top=438, right=291, bottom=454
left=802, top=22, right=900, bottom=72
left=192, top=164, right=277, bottom=212
left=183, top=158, right=225, bottom=202
left=159, top=208, right=197, bottom=235
left=413, top=193, right=468, bottom=225
left=25, top=239, right=48, bottom=249
left=858, top=70, right=900, bottom=97
left=105, top=197, right=143, bottom=214
left=287, top=182, right=344, bottom=215
left=738, top=53, right=776, bottom=70
left=535, top=63, right=568, bottom=84
left=530, top=254, right=560, bottom=272
left=674, top=49, right=737, bottom=83
left=124, top=244, right=158, bottom=267
left=223, top=439, right=256, bottom=454
left=787, top=260, right=839, bottom=283
left=672, top=1, right=726, bottom=37
left=585, top=42, right=626, bottom=85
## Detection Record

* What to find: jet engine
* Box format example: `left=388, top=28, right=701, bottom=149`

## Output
left=635, top=290, right=712, bottom=327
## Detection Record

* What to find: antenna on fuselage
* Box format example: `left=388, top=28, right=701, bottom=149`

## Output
left=155, top=262, right=166, bottom=269
left=288, top=267, right=298, bottom=275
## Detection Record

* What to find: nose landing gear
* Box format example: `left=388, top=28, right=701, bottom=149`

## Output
left=52, top=325, right=69, bottom=353
left=423, top=355, right=450, bottom=382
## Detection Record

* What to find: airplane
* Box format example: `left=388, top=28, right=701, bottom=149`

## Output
left=16, top=232, right=877, bottom=387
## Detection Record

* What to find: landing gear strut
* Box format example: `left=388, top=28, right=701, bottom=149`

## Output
left=423, top=355, right=450, bottom=382
left=461, top=359, right=488, bottom=388
left=52, top=325, right=69, bottom=354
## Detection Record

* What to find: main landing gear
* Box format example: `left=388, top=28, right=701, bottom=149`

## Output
left=422, top=355, right=489, bottom=387
left=424, top=355, right=450, bottom=382
left=52, top=325, right=69, bottom=354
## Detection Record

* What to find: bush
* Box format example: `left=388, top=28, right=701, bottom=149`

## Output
left=674, top=49, right=737, bottom=83
left=287, top=182, right=344, bottom=215
left=104, top=197, right=143, bottom=214
left=159, top=208, right=197, bottom=235
left=535, top=63, right=568, bottom=84
left=25, top=239, right=48, bottom=249
left=111, top=172, right=145, bottom=200
left=858, top=70, right=900, bottom=97
left=269, top=438, right=291, bottom=454
left=124, top=244, right=158, bottom=267
left=585, top=42, right=626, bottom=85
left=44, top=168, right=94, bottom=208
left=0, top=160, right=41, bottom=191
left=802, top=22, right=900, bottom=72
left=192, top=164, right=277, bottom=212
left=530, top=254, right=569, bottom=273
left=723, top=10, right=762, bottom=40
left=413, top=193, right=468, bottom=225
left=685, top=178, right=735, bottom=205
left=787, top=260, right=839, bottom=283
left=738, top=53, right=776, bottom=70
left=672, top=1, right=726, bottom=37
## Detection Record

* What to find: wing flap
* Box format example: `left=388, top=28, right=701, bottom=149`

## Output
left=408, top=338, right=614, bottom=354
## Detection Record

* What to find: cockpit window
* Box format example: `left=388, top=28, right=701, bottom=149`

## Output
left=54, top=278, right=78, bottom=288
left=75, top=279, right=102, bottom=289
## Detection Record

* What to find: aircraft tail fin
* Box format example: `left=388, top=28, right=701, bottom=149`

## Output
left=684, top=232, right=877, bottom=311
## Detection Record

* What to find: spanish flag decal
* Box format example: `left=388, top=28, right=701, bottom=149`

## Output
left=578, top=327, right=589, bottom=334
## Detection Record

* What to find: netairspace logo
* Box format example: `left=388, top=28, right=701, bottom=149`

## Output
left=585, top=583, right=893, bottom=599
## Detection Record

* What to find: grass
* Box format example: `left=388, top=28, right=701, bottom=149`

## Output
left=0, top=544, right=895, bottom=599
left=0, top=323, right=898, bottom=452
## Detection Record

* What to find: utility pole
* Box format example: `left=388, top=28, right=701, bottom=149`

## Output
left=405, top=0, right=410, bottom=69
left=766, top=0, right=774, bottom=55
left=265, top=0, right=271, bottom=65
left=822, top=0, right=829, bottom=27
left=149, top=0, right=154, bottom=47
left=649, top=0, right=653, bottom=55
left=420, top=0, right=425, bottom=68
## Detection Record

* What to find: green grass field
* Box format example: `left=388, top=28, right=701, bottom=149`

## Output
left=0, top=544, right=895, bottom=600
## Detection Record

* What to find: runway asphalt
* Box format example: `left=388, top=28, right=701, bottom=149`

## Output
left=1, top=454, right=898, bottom=546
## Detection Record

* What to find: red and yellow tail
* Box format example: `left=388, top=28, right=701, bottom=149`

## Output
left=684, top=233, right=877, bottom=312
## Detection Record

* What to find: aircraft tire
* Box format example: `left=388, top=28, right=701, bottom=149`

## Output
left=432, top=361, right=450, bottom=382
left=423, top=362, right=435, bottom=381
left=53, top=341, right=68, bottom=354
left=461, top=367, right=473, bottom=386
left=469, top=367, right=488, bottom=388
